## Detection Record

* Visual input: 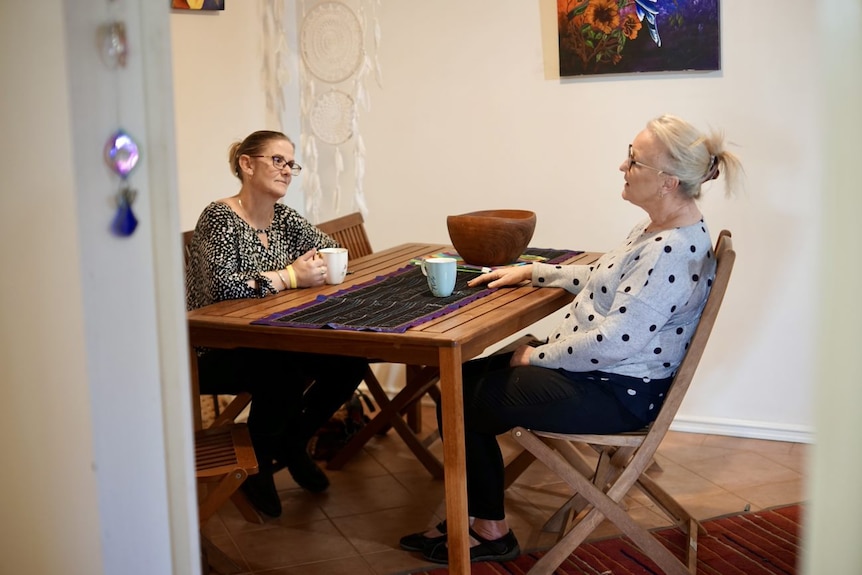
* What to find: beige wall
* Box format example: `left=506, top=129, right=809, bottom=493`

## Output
left=171, top=1, right=303, bottom=232
left=0, top=2, right=103, bottom=573
left=360, top=0, right=819, bottom=440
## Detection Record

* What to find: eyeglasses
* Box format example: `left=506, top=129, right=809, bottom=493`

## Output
left=250, top=155, right=302, bottom=176
left=626, top=144, right=674, bottom=177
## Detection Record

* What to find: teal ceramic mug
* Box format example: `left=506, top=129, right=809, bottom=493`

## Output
left=420, top=257, right=457, bottom=297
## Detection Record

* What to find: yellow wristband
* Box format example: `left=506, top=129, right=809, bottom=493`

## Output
left=286, top=265, right=297, bottom=289
left=275, top=270, right=289, bottom=290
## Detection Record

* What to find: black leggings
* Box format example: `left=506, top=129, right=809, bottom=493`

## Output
left=438, top=352, right=665, bottom=520
left=197, top=348, right=367, bottom=471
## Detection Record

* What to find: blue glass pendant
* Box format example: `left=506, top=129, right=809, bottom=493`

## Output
left=105, top=130, right=140, bottom=237
left=112, top=187, right=138, bottom=237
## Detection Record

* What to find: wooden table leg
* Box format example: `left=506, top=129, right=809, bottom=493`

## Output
left=439, top=345, right=469, bottom=575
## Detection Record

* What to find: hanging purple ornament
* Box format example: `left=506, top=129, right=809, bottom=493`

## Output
left=111, top=186, right=138, bottom=237
left=104, top=129, right=139, bottom=178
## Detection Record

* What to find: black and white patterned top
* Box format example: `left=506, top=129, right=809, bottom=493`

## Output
left=529, top=219, right=716, bottom=381
left=186, top=201, right=338, bottom=311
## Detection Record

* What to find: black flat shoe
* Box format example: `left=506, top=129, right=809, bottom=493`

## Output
left=240, top=472, right=282, bottom=517
left=423, top=528, right=520, bottom=564
left=399, top=520, right=447, bottom=552
left=286, top=450, right=330, bottom=493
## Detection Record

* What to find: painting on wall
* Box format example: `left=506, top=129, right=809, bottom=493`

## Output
left=557, top=0, right=720, bottom=77
left=172, top=0, right=224, bottom=10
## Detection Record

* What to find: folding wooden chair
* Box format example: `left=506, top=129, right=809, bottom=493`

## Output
left=194, top=414, right=262, bottom=574
left=195, top=423, right=260, bottom=525
left=185, top=230, right=263, bottom=572
left=189, top=332, right=262, bottom=574
left=316, top=212, right=445, bottom=477
left=186, top=326, right=263, bottom=526
left=506, top=230, right=735, bottom=575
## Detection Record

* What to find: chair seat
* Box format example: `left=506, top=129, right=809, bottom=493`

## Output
left=531, top=428, right=649, bottom=447
left=195, top=424, right=258, bottom=480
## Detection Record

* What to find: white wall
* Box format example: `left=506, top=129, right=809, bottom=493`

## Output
left=171, top=1, right=820, bottom=444
left=362, top=0, right=819, bottom=441
left=63, top=0, right=181, bottom=570
left=806, top=2, right=862, bottom=572
left=171, top=0, right=303, bottom=232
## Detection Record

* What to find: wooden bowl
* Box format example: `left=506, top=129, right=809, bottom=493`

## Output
left=446, top=209, right=537, bottom=267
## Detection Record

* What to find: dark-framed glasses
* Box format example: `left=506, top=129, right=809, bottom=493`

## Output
left=627, top=144, right=673, bottom=177
left=250, top=155, right=302, bottom=176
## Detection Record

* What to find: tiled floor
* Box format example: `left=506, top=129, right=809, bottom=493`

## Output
left=202, top=403, right=807, bottom=575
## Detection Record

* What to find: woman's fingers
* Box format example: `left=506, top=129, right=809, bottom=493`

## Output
left=292, top=248, right=327, bottom=286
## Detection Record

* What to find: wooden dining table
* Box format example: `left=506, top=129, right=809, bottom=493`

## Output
left=187, top=242, right=601, bottom=574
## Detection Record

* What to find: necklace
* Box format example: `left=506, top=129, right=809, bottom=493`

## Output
left=236, top=196, right=275, bottom=229
left=237, top=197, right=274, bottom=232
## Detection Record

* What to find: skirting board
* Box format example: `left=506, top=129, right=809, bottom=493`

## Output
left=670, top=416, right=814, bottom=444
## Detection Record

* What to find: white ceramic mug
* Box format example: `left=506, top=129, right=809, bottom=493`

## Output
left=320, top=247, right=349, bottom=284
left=421, top=257, right=457, bottom=297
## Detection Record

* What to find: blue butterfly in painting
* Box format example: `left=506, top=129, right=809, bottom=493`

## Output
left=633, top=0, right=662, bottom=47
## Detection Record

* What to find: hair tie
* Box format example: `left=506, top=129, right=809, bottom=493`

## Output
left=702, top=155, right=720, bottom=182
left=232, top=151, right=240, bottom=176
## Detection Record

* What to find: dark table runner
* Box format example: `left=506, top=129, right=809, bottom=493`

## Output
left=253, top=248, right=582, bottom=333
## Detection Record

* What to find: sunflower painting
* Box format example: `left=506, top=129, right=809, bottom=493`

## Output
left=557, top=0, right=720, bottom=77
left=172, top=0, right=224, bottom=10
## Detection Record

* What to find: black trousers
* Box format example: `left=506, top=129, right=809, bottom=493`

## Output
left=197, top=347, right=367, bottom=471
left=438, top=352, right=668, bottom=520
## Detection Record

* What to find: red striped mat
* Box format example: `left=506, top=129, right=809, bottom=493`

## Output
left=409, top=504, right=802, bottom=575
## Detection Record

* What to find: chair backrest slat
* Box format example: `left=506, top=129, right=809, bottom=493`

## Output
left=316, top=212, right=373, bottom=259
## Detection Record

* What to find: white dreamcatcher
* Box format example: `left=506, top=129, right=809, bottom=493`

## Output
left=298, top=0, right=382, bottom=223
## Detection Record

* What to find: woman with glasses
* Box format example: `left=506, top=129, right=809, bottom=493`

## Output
left=186, top=129, right=366, bottom=518
left=400, top=114, right=743, bottom=564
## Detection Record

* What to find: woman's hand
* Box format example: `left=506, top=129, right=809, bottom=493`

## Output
left=509, top=344, right=534, bottom=367
left=467, top=263, right=533, bottom=289
left=292, top=248, right=328, bottom=287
